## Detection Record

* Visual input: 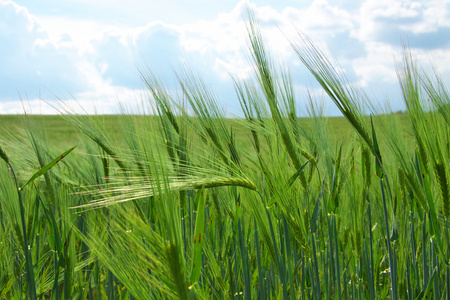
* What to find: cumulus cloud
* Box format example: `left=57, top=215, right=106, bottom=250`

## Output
left=359, top=0, right=450, bottom=47
left=0, top=0, right=102, bottom=103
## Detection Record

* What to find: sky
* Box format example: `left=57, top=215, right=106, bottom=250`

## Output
left=1, top=0, right=449, bottom=116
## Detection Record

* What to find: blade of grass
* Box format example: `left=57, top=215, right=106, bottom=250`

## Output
left=190, top=188, right=206, bottom=285
left=20, top=146, right=77, bottom=190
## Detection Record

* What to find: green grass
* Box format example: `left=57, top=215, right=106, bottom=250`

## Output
left=0, top=15, right=448, bottom=300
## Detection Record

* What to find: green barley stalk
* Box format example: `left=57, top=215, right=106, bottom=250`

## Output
left=0, top=145, right=37, bottom=300
left=234, top=80, right=262, bottom=154
left=396, top=48, right=429, bottom=174
left=361, top=143, right=371, bottom=189
left=397, top=48, right=450, bottom=237
left=369, top=116, right=399, bottom=299
left=380, top=178, right=399, bottom=300
left=140, top=69, right=181, bottom=135
left=292, top=33, right=375, bottom=155
left=419, top=67, right=450, bottom=219
left=247, top=10, right=308, bottom=189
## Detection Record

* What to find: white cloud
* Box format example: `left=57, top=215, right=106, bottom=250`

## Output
left=352, top=42, right=398, bottom=87
left=0, top=99, right=58, bottom=114
left=285, top=0, right=355, bottom=33
left=359, top=0, right=450, bottom=43
left=36, top=17, right=132, bottom=54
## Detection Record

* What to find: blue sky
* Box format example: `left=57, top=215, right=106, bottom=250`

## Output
left=1, top=0, right=449, bottom=115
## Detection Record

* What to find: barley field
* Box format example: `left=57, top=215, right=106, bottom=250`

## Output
left=0, top=16, right=448, bottom=299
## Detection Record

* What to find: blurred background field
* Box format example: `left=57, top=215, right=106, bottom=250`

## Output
left=0, top=113, right=412, bottom=150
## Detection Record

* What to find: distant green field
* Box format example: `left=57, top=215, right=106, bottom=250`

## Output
left=0, top=113, right=412, bottom=149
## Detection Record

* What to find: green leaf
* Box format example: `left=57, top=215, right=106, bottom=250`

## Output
left=267, top=160, right=310, bottom=206
left=329, top=141, right=343, bottom=212
left=38, top=192, right=64, bottom=264
left=190, top=188, right=206, bottom=285
left=370, top=116, right=383, bottom=179
left=20, top=145, right=77, bottom=190
left=311, top=178, right=325, bottom=233
left=389, top=218, right=398, bottom=242
left=414, top=267, right=436, bottom=300
left=287, top=160, right=310, bottom=187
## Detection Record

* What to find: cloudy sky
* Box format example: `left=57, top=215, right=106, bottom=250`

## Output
left=1, top=0, right=449, bottom=115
